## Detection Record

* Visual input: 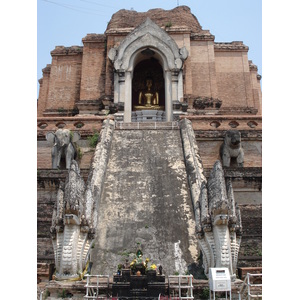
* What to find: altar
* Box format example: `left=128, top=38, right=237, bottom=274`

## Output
left=131, top=110, right=165, bottom=122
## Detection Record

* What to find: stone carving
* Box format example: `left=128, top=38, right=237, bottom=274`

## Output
left=193, top=96, right=222, bottom=110
left=200, top=161, right=242, bottom=279
left=220, top=130, right=244, bottom=167
left=50, top=119, right=115, bottom=280
left=180, top=119, right=242, bottom=279
left=108, top=18, right=187, bottom=72
left=46, top=129, right=80, bottom=169
left=179, top=46, right=188, bottom=60
left=50, top=160, right=95, bottom=280
left=108, top=47, right=117, bottom=61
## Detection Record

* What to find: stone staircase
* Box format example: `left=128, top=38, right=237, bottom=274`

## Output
left=90, top=128, right=199, bottom=276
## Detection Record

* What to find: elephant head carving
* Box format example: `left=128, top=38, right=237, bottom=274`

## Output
left=46, top=129, right=81, bottom=169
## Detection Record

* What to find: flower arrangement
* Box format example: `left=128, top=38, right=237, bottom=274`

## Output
left=122, top=248, right=157, bottom=275
left=149, top=264, right=157, bottom=271
left=117, top=245, right=160, bottom=276
left=129, top=249, right=149, bottom=274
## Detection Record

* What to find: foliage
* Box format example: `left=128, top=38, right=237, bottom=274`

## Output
left=121, top=250, right=132, bottom=257
left=43, top=289, right=50, bottom=300
left=200, top=287, right=210, bottom=299
left=88, top=131, right=100, bottom=148
left=165, top=21, right=172, bottom=28
left=75, top=122, right=83, bottom=128
left=57, top=289, right=67, bottom=298
left=57, top=289, right=73, bottom=299
left=76, top=146, right=83, bottom=159
left=58, top=107, right=66, bottom=114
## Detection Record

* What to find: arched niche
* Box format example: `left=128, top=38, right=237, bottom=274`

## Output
left=132, top=57, right=165, bottom=110
left=108, top=18, right=188, bottom=122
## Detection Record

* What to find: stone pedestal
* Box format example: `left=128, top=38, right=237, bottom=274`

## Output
left=132, top=110, right=166, bottom=122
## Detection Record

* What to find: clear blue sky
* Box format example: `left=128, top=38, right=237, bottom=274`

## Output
left=37, top=0, right=262, bottom=95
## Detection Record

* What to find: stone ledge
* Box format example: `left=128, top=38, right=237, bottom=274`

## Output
left=82, top=33, right=106, bottom=43
left=224, top=167, right=262, bottom=178
left=37, top=169, right=90, bottom=183
left=237, top=267, right=262, bottom=280
left=37, top=116, right=111, bottom=139
left=194, top=130, right=262, bottom=140
left=181, top=115, right=262, bottom=132
left=191, top=32, right=215, bottom=41
left=214, top=41, right=249, bottom=52
left=50, top=46, right=83, bottom=56
left=115, top=121, right=179, bottom=130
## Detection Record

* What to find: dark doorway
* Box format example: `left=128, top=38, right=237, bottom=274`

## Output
left=132, top=58, right=165, bottom=110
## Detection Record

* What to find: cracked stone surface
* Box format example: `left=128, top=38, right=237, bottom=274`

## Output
left=91, top=130, right=198, bottom=276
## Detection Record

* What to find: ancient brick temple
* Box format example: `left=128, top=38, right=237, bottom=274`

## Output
left=37, top=5, right=261, bottom=290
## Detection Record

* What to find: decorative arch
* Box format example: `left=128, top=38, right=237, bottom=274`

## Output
left=108, top=18, right=188, bottom=122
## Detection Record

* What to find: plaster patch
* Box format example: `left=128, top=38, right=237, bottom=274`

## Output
left=174, top=240, right=187, bottom=274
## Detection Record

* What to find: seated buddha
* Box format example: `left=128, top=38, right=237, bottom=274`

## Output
left=138, top=78, right=159, bottom=107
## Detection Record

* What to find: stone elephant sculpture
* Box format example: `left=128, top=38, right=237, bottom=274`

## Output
left=46, top=129, right=81, bottom=169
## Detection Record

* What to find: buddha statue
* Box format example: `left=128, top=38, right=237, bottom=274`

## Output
left=138, top=78, right=159, bottom=107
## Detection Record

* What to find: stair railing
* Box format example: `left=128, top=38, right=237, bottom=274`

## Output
left=84, top=274, right=110, bottom=299
left=168, top=275, right=194, bottom=299
left=238, top=273, right=262, bottom=300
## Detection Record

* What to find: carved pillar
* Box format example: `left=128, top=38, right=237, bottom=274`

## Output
left=171, top=70, right=179, bottom=101
left=114, top=72, right=119, bottom=104
left=124, top=71, right=132, bottom=122
left=118, top=70, right=125, bottom=103
left=165, top=70, right=173, bottom=121
left=178, top=71, right=184, bottom=102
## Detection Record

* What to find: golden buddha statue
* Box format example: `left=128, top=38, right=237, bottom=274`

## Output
left=138, top=78, right=159, bottom=107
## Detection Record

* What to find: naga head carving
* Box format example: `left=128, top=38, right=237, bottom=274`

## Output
left=198, top=160, right=242, bottom=279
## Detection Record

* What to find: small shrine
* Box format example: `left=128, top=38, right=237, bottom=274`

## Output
left=112, top=249, right=165, bottom=299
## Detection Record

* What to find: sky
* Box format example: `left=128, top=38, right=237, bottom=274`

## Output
left=37, top=0, right=262, bottom=95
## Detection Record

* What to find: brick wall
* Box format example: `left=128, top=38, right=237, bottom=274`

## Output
left=37, top=180, right=58, bottom=262
left=215, top=51, right=254, bottom=108
left=80, top=35, right=106, bottom=100
left=189, top=41, right=218, bottom=98
left=250, top=68, right=262, bottom=115
left=105, top=35, right=117, bottom=97
left=37, top=65, right=51, bottom=117
left=46, top=49, right=82, bottom=112
left=238, top=204, right=262, bottom=267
